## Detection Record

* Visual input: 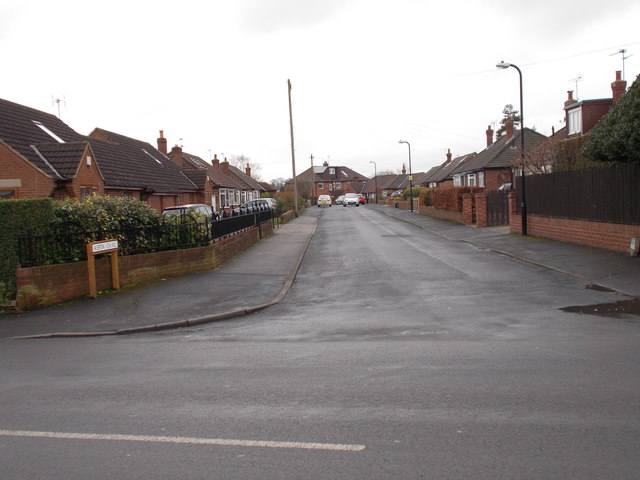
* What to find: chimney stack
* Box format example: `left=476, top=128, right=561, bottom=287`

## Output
left=245, top=164, right=252, bottom=177
left=222, top=157, right=230, bottom=175
left=157, top=130, right=168, bottom=155
left=506, top=117, right=514, bottom=139
left=486, top=125, right=494, bottom=147
left=212, top=154, right=220, bottom=166
left=446, top=148, right=452, bottom=163
left=564, top=90, right=578, bottom=108
left=611, top=70, right=627, bottom=103
left=402, top=164, right=406, bottom=175
left=169, top=145, right=182, bottom=168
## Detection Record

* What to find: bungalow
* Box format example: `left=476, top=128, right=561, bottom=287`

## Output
left=451, top=122, right=547, bottom=190
left=420, top=149, right=477, bottom=188
left=0, top=97, right=202, bottom=210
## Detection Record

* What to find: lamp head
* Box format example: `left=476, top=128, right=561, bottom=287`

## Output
left=398, top=140, right=406, bottom=145
left=496, top=61, right=511, bottom=69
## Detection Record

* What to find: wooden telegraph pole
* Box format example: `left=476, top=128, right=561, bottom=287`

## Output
left=288, top=79, right=299, bottom=216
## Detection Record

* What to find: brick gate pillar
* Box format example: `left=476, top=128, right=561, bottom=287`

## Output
left=475, top=193, right=487, bottom=227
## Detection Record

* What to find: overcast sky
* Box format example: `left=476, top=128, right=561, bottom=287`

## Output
left=2, top=0, right=638, bottom=183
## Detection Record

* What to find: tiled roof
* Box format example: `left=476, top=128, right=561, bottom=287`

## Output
left=0, top=98, right=87, bottom=178
left=87, top=128, right=198, bottom=193
left=0, top=98, right=201, bottom=194
left=182, top=169, right=209, bottom=189
left=32, top=142, right=95, bottom=180
left=425, top=153, right=477, bottom=183
left=454, top=128, right=547, bottom=174
left=228, top=164, right=264, bottom=191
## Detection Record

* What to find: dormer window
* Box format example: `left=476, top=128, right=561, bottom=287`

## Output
left=329, top=168, right=335, bottom=175
left=567, top=107, right=582, bottom=135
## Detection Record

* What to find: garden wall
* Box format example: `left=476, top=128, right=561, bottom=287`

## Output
left=15, top=221, right=273, bottom=311
left=508, top=193, right=640, bottom=254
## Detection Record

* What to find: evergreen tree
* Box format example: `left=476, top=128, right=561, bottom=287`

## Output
left=495, top=104, right=521, bottom=139
left=582, top=76, right=640, bottom=164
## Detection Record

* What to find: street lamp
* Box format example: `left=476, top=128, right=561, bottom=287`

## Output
left=496, top=61, right=527, bottom=235
left=398, top=140, right=413, bottom=212
left=369, top=160, right=378, bottom=205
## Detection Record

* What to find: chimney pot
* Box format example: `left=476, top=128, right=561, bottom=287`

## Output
left=564, top=90, right=578, bottom=108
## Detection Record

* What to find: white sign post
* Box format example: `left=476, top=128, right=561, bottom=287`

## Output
left=86, top=239, right=120, bottom=298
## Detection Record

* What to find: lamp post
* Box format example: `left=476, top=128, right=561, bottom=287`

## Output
left=369, top=160, right=378, bottom=205
left=398, top=140, right=413, bottom=212
left=496, top=61, right=527, bottom=235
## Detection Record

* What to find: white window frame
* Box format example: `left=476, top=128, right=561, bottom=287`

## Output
left=334, top=181, right=341, bottom=189
left=478, top=171, right=485, bottom=188
left=453, top=175, right=462, bottom=187
left=329, top=168, right=335, bottom=175
left=568, top=107, right=582, bottom=135
left=467, top=173, right=476, bottom=187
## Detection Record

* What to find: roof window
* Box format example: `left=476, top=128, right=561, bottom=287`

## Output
left=32, top=121, right=64, bottom=143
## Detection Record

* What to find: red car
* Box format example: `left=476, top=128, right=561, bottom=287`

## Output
left=357, top=194, right=365, bottom=204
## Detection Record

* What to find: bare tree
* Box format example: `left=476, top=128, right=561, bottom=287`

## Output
left=230, top=154, right=263, bottom=181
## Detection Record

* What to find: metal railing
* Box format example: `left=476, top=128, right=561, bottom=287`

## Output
left=18, top=208, right=273, bottom=267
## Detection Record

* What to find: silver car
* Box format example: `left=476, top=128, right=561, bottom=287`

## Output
left=343, top=193, right=360, bottom=207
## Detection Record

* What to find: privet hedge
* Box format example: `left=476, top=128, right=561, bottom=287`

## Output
left=0, top=198, right=56, bottom=302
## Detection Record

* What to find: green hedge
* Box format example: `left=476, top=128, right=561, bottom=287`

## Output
left=0, top=198, right=56, bottom=302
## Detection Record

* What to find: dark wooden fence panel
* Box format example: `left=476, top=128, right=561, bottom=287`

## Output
left=516, top=163, right=640, bottom=225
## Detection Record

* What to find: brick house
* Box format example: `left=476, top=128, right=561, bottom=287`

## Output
left=451, top=122, right=547, bottom=190
left=0, top=98, right=104, bottom=200
left=0, top=97, right=203, bottom=211
left=564, top=71, right=627, bottom=137
left=421, top=149, right=477, bottom=188
left=292, top=162, right=369, bottom=201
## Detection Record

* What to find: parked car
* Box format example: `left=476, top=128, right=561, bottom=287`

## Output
left=343, top=193, right=360, bottom=207
left=162, top=204, right=215, bottom=220
left=318, top=194, right=332, bottom=207
left=498, top=183, right=512, bottom=191
left=357, top=194, right=365, bottom=204
left=234, top=198, right=277, bottom=214
left=390, top=189, right=404, bottom=198
left=335, top=195, right=345, bottom=205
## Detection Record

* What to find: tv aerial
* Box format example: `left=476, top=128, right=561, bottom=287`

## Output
left=610, top=49, right=633, bottom=80
left=569, top=74, right=583, bottom=100
left=51, top=95, right=66, bottom=119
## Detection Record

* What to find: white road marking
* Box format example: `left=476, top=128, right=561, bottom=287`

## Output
left=0, top=429, right=365, bottom=452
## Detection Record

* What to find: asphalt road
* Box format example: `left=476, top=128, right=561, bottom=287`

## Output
left=1, top=205, right=639, bottom=479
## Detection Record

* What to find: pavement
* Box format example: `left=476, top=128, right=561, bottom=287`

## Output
left=1, top=204, right=639, bottom=339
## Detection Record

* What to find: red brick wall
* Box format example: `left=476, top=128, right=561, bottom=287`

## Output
left=508, top=192, right=640, bottom=253
left=418, top=204, right=464, bottom=224
left=15, top=222, right=272, bottom=311
left=484, top=169, right=512, bottom=191
left=68, top=149, right=105, bottom=198
left=0, top=144, right=55, bottom=198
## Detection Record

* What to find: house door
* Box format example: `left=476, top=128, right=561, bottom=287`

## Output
left=486, top=190, right=509, bottom=226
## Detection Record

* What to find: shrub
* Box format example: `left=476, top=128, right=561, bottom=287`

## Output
left=420, top=188, right=433, bottom=207
left=274, top=190, right=304, bottom=216
left=0, top=198, right=56, bottom=301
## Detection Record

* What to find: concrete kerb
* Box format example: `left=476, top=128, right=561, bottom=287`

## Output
left=12, top=213, right=320, bottom=339
left=373, top=207, right=635, bottom=297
